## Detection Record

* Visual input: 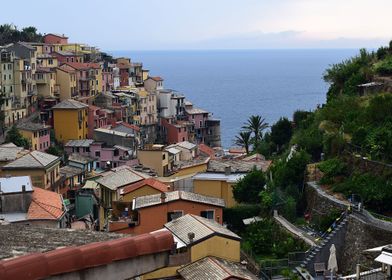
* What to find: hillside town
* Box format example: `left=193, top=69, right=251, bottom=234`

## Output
left=0, top=33, right=274, bottom=279
left=2, top=29, right=392, bottom=280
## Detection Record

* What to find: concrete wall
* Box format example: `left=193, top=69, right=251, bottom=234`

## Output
left=193, top=179, right=236, bottom=208
left=1, top=192, right=32, bottom=213
left=191, top=236, right=240, bottom=262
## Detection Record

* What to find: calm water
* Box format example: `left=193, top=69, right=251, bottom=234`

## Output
left=111, top=49, right=358, bottom=148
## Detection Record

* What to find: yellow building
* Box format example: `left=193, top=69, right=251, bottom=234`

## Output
left=137, top=145, right=170, bottom=177
left=52, top=99, right=89, bottom=143
left=36, top=68, right=59, bottom=98
left=56, top=65, right=77, bottom=101
left=192, top=173, right=245, bottom=208
left=64, top=62, right=102, bottom=102
left=1, top=150, right=61, bottom=190
left=141, top=214, right=241, bottom=279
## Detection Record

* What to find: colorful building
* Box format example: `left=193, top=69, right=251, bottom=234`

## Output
left=96, top=166, right=149, bottom=230
left=16, top=122, right=51, bottom=152
left=144, top=76, right=164, bottom=92
left=43, top=33, right=69, bottom=45
left=52, top=99, right=89, bottom=143
left=109, top=191, right=225, bottom=235
left=56, top=64, right=77, bottom=100
left=1, top=151, right=61, bottom=190
left=192, top=172, right=245, bottom=208
left=0, top=176, right=67, bottom=228
left=64, top=62, right=102, bottom=103
left=141, top=214, right=241, bottom=279
left=137, top=144, right=171, bottom=177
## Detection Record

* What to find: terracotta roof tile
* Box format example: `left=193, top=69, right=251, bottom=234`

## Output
left=198, top=143, right=216, bottom=159
left=27, top=187, right=65, bottom=220
left=149, top=76, right=163, bottom=82
left=120, top=178, right=170, bottom=195
left=0, top=230, right=174, bottom=280
left=64, top=62, right=101, bottom=70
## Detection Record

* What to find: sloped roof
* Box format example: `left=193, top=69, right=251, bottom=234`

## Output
left=198, top=143, right=216, bottom=159
left=0, top=176, right=33, bottom=193
left=65, top=139, right=94, bottom=147
left=178, top=256, right=258, bottom=280
left=16, top=122, right=50, bottom=132
left=177, top=141, right=197, bottom=150
left=3, top=151, right=60, bottom=170
left=120, top=178, right=170, bottom=195
left=27, top=187, right=65, bottom=220
left=52, top=99, right=88, bottom=110
left=165, top=214, right=240, bottom=246
left=68, top=153, right=94, bottom=164
left=59, top=165, right=83, bottom=178
left=112, top=122, right=140, bottom=132
left=96, top=167, right=149, bottom=190
left=148, top=76, right=163, bottom=82
left=64, top=62, right=101, bottom=70
left=133, top=191, right=225, bottom=210
left=0, top=144, right=27, bottom=162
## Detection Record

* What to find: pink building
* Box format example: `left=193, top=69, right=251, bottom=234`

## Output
left=51, top=51, right=83, bottom=64
left=43, top=33, right=69, bottom=45
left=88, top=105, right=113, bottom=138
left=64, top=140, right=138, bottom=170
left=90, top=142, right=137, bottom=170
left=102, top=69, right=114, bottom=92
left=161, top=118, right=188, bottom=144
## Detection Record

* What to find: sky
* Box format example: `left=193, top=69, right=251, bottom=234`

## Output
left=2, top=0, right=391, bottom=50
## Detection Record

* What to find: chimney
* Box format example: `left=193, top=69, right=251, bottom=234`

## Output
left=160, top=192, right=166, bottom=203
left=224, top=166, right=231, bottom=176
left=188, top=232, right=195, bottom=244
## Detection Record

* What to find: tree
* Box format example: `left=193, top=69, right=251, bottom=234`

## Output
left=242, top=115, right=268, bottom=148
left=270, top=117, right=293, bottom=152
left=5, top=126, right=30, bottom=149
left=234, top=131, right=252, bottom=154
left=233, top=168, right=266, bottom=204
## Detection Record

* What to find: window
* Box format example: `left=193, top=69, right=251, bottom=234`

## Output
left=162, top=154, right=166, bottom=160
left=200, top=210, right=214, bottom=220
left=8, top=64, right=11, bottom=70
left=95, top=151, right=101, bottom=157
left=167, top=211, right=183, bottom=222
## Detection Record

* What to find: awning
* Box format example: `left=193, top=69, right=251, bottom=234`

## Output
left=375, top=251, right=392, bottom=266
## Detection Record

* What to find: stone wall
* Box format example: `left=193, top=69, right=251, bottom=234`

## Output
left=341, top=214, right=392, bottom=274
left=304, top=182, right=392, bottom=275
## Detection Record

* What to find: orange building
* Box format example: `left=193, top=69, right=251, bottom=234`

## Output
left=109, top=191, right=225, bottom=235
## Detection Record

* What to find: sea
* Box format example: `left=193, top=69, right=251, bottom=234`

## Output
left=111, top=49, right=359, bottom=148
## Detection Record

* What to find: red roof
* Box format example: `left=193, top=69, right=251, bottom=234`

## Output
left=0, top=230, right=174, bottom=280
left=57, top=64, right=76, bottom=74
left=198, top=143, right=216, bottom=159
left=64, top=62, right=101, bottom=70
left=121, top=178, right=170, bottom=195
left=149, top=76, right=163, bottom=82
left=27, top=187, right=65, bottom=220
left=44, top=33, right=68, bottom=39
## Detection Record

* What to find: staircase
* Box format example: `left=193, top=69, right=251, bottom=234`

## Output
left=300, top=212, right=349, bottom=275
